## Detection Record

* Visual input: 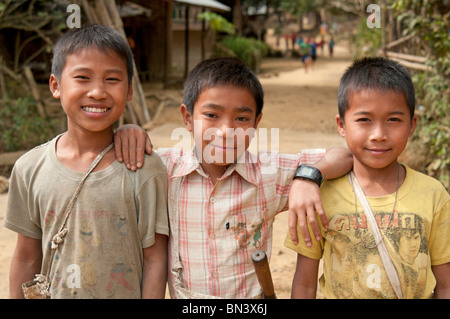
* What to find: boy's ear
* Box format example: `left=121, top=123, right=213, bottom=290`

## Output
left=336, top=114, right=346, bottom=137
left=127, top=82, right=133, bottom=102
left=409, top=114, right=417, bottom=137
left=49, top=74, right=60, bottom=99
left=254, top=112, right=263, bottom=128
left=180, top=104, right=192, bottom=132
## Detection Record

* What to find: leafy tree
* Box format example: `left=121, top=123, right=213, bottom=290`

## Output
left=393, top=0, right=450, bottom=190
left=0, top=0, right=67, bottom=151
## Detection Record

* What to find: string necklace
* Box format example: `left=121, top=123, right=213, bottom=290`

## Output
left=351, top=164, right=400, bottom=249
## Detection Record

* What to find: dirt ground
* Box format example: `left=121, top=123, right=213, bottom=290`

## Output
left=0, top=44, right=352, bottom=299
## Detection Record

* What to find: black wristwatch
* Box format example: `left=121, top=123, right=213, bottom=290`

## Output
left=293, top=165, right=324, bottom=187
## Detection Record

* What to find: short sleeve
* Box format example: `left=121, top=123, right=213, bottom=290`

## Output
left=298, top=149, right=326, bottom=166
left=428, top=198, right=450, bottom=266
left=135, top=155, right=169, bottom=249
left=283, top=223, right=324, bottom=260
left=4, top=164, right=42, bottom=239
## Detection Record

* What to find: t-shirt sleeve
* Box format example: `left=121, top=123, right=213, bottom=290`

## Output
left=428, top=196, right=450, bottom=266
left=3, top=163, right=42, bottom=239
left=298, top=148, right=326, bottom=166
left=283, top=222, right=324, bottom=260
left=136, top=155, right=169, bottom=249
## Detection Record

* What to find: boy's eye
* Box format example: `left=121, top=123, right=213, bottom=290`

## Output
left=388, top=117, right=401, bottom=122
left=106, top=77, right=121, bottom=82
left=236, top=116, right=250, bottom=122
left=74, top=75, right=89, bottom=80
left=355, top=118, right=370, bottom=122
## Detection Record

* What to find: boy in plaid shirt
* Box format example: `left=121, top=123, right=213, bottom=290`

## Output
left=115, top=57, right=352, bottom=298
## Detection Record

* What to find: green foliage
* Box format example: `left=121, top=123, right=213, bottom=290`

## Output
left=279, top=0, right=321, bottom=16
left=197, top=11, right=235, bottom=35
left=220, top=36, right=270, bottom=71
left=198, top=10, right=268, bottom=71
left=393, top=0, right=450, bottom=190
left=0, top=96, right=55, bottom=152
left=0, top=0, right=67, bottom=153
left=353, top=18, right=382, bottom=58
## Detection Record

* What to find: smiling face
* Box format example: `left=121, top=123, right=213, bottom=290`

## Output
left=49, top=48, right=132, bottom=135
left=336, top=89, right=416, bottom=172
left=181, top=84, right=262, bottom=169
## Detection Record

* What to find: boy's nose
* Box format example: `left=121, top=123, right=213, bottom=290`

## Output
left=369, top=123, right=387, bottom=141
left=87, top=82, right=107, bottom=100
left=215, top=121, right=234, bottom=138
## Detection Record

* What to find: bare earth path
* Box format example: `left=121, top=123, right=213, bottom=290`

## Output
left=0, top=45, right=353, bottom=299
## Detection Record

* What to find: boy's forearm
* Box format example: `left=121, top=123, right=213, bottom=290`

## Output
left=9, top=234, right=42, bottom=298
left=291, top=279, right=317, bottom=299
left=312, top=147, right=352, bottom=180
left=432, top=263, right=450, bottom=299
left=141, top=264, right=167, bottom=299
left=10, top=261, right=39, bottom=298
left=291, top=254, right=319, bottom=299
left=141, top=234, right=168, bottom=299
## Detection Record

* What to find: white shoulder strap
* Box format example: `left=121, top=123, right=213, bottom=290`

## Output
left=349, top=172, right=403, bottom=299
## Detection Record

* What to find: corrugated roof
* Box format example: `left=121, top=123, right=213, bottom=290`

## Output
left=175, top=0, right=231, bottom=12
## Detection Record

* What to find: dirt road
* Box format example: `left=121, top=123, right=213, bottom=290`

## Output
left=0, top=44, right=352, bottom=299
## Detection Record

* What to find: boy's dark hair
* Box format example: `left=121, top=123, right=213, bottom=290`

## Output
left=51, top=24, right=133, bottom=84
left=338, top=57, right=415, bottom=121
left=182, top=57, right=264, bottom=118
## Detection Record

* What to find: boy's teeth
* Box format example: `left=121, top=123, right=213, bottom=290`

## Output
left=83, top=106, right=108, bottom=113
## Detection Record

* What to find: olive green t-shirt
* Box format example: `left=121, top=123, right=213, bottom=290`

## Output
left=5, top=135, right=169, bottom=298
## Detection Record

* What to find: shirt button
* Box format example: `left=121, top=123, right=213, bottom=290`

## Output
left=212, top=271, right=219, bottom=278
left=210, top=233, right=216, bottom=239
left=210, top=196, right=216, bottom=203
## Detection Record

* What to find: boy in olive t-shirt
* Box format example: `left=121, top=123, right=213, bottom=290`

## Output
left=5, top=25, right=169, bottom=299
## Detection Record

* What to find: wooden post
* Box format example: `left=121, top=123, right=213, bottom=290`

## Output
left=163, top=0, right=173, bottom=86
left=252, top=250, right=276, bottom=299
left=23, top=66, right=46, bottom=119
left=76, top=0, right=150, bottom=124
left=184, top=4, right=190, bottom=79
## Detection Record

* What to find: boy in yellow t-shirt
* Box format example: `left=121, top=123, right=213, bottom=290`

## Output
left=285, top=57, right=450, bottom=299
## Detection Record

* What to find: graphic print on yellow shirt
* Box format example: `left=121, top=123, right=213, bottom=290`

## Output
left=325, top=210, right=428, bottom=299
left=285, top=167, right=450, bottom=299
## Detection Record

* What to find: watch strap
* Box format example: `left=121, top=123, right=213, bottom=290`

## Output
left=293, top=165, right=324, bottom=186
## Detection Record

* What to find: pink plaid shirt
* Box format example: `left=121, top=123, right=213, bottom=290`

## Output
left=157, top=148, right=325, bottom=298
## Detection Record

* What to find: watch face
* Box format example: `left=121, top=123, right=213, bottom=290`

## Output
left=295, top=165, right=322, bottom=185
left=302, top=166, right=314, bottom=176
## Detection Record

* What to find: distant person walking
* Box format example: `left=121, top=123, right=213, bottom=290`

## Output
left=319, top=35, right=325, bottom=56
left=297, top=38, right=311, bottom=73
left=329, top=37, right=335, bottom=57
left=309, top=37, right=317, bottom=68
left=291, top=32, right=297, bottom=50
left=285, top=34, right=290, bottom=52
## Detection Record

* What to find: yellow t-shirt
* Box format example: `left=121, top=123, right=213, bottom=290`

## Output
left=285, top=166, right=450, bottom=299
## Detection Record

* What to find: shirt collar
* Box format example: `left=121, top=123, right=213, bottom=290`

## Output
left=170, top=147, right=260, bottom=186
